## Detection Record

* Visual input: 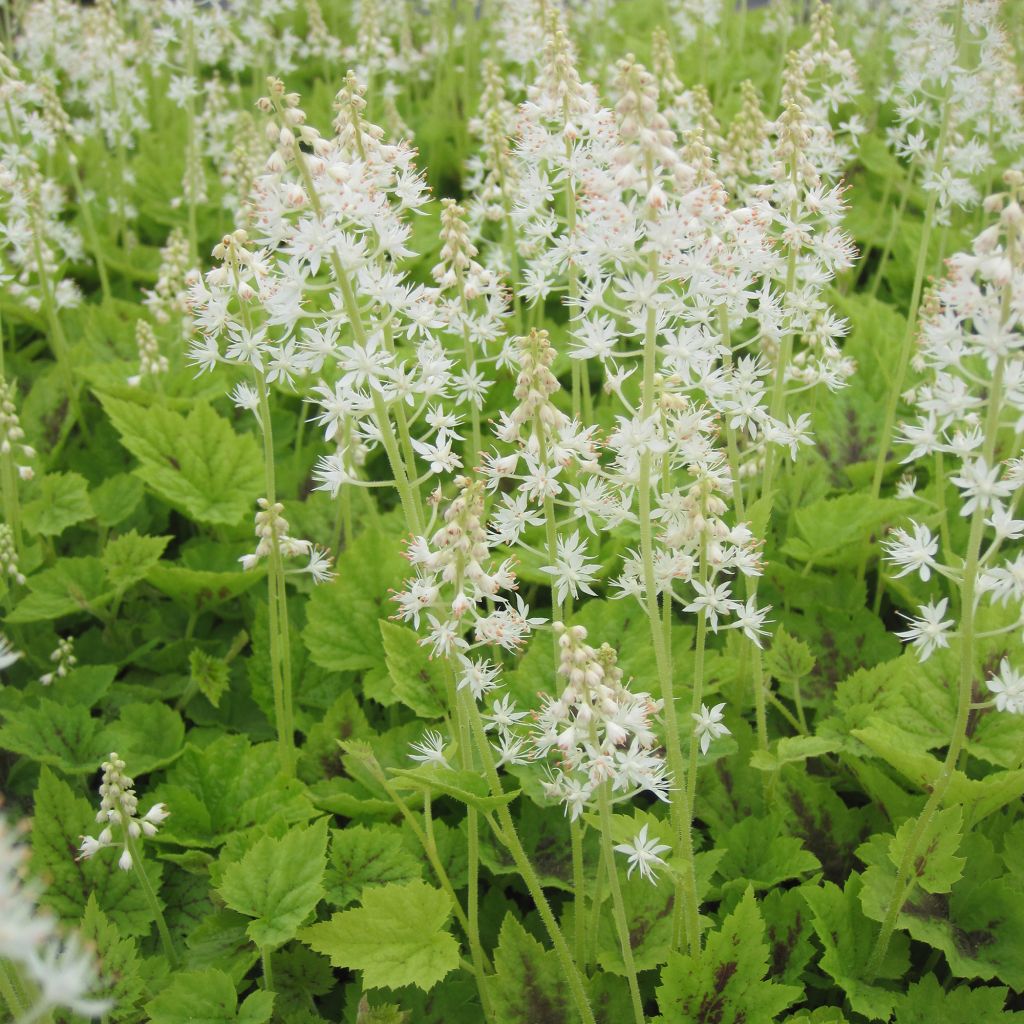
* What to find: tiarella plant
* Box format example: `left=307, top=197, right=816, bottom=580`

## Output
left=0, top=2, right=1023, bottom=1024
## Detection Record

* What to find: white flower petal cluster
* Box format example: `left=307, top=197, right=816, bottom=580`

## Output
left=890, top=175, right=1024, bottom=694
left=532, top=623, right=669, bottom=820
left=78, top=752, right=169, bottom=872
left=395, top=476, right=538, bottom=656
left=240, top=498, right=334, bottom=584
left=1, top=814, right=111, bottom=1021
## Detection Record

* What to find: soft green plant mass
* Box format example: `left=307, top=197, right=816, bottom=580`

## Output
left=1, top=0, right=1024, bottom=1022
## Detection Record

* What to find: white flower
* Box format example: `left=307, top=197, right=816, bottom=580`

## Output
left=0, top=634, right=22, bottom=670
left=692, top=703, right=730, bottom=755
left=457, top=657, right=501, bottom=701
left=684, top=581, right=738, bottom=631
left=987, top=659, right=1024, bottom=714
left=540, top=531, right=600, bottom=606
left=408, top=730, right=450, bottom=769
left=883, top=521, right=939, bottom=582
left=727, top=597, right=772, bottom=647
left=614, top=824, right=672, bottom=884
left=896, top=598, right=955, bottom=661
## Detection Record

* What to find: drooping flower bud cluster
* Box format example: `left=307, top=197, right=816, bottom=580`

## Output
left=532, top=622, right=669, bottom=820
left=143, top=227, right=196, bottom=339
left=0, top=524, right=24, bottom=585
left=39, top=635, right=76, bottom=686
left=127, top=320, right=169, bottom=387
left=78, top=753, right=169, bottom=871
left=0, top=375, right=35, bottom=481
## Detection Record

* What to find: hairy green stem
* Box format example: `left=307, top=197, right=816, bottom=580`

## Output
left=464, top=691, right=596, bottom=1024
left=598, top=785, right=645, bottom=1024
left=124, top=828, right=179, bottom=966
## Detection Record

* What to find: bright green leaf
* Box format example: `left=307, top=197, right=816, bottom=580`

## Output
left=325, top=824, right=422, bottom=908
left=804, top=874, right=909, bottom=1021
left=99, top=394, right=261, bottom=526
left=102, top=531, right=170, bottom=590
left=146, top=967, right=273, bottom=1024
left=9, top=556, right=113, bottom=623
left=301, top=880, right=459, bottom=991
left=23, top=471, right=93, bottom=536
left=217, top=818, right=328, bottom=950
left=190, top=648, right=231, bottom=708
left=380, top=620, right=447, bottom=718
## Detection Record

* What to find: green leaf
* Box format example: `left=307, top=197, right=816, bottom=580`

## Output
left=595, top=864, right=676, bottom=974
left=183, top=910, right=259, bottom=983
left=716, top=816, right=820, bottom=893
left=655, top=888, right=801, bottom=1024
left=858, top=831, right=1024, bottom=989
left=80, top=894, right=146, bottom=1024
left=190, top=648, right=231, bottom=708
left=303, top=522, right=407, bottom=681
left=887, top=806, right=964, bottom=894
left=765, top=627, right=815, bottom=684
left=30, top=768, right=163, bottom=936
left=390, top=765, right=521, bottom=813
left=1, top=698, right=103, bottom=774
left=146, top=968, right=274, bottom=1024
left=217, top=818, right=328, bottom=949
left=782, top=494, right=904, bottom=568
left=301, top=880, right=459, bottom=991
left=750, top=736, right=839, bottom=772
left=23, top=471, right=93, bottom=536
left=380, top=620, right=447, bottom=718
left=893, top=974, right=1023, bottom=1023
left=8, top=556, right=113, bottom=622
left=90, top=472, right=146, bottom=528
left=324, top=824, right=422, bottom=908
left=102, top=531, right=171, bottom=590
left=147, top=563, right=265, bottom=612
left=803, top=874, right=909, bottom=1021
left=298, top=691, right=370, bottom=785
left=99, top=702, right=186, bottom=775
left=487, top=913, right=572, bottom=1024
left=153, top=735, right=313, bottom=848
left=99, top=394, right=261, bottom=526
left=761, top=886, right=816, bottom=989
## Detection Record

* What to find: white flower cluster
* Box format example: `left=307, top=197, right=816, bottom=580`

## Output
left=395, top=476, right=539, bottom=657
left=127, top=320, right=169, bottom=387
left=888, top=172, right=1024, bottom=714
left=1, top=814, right=110, bottom=1021
left=878, top=0, right=1024, bottom=225
left=240, top=498, right=335, bottom=584
left=534, top=622, right=669, bottom=820
left=78, top=752, right=169, bottom=871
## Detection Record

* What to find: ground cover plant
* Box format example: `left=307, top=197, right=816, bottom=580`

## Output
left=0, top=0, right=1023, bottom=1021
